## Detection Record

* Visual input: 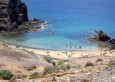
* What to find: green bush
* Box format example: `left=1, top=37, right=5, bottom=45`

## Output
left=57, top=60, right=65, bottom=66
left=43, top=56, right=52, bottom=63
left=43, top=66, right=59, bottom=75
left=30, top=72, right=41, bottom=79
left=85, top=62, right=94, bottom=67
left=0, top=70, right=13, bottom=80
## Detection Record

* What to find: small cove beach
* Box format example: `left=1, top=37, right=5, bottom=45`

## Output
left=20, top=47, right=115, bottom=60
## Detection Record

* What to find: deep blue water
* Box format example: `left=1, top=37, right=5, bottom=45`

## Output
left=0, top=0, right=115, bottom=50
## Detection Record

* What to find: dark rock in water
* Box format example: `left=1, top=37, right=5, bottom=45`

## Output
left=87, top=30, right=115, bottom=50
left=0, top=0, right=45, bottom=33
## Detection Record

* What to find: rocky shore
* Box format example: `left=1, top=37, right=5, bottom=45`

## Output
left=87, top=30, right=115, bottom=50
left=0, top=0, right=45, bottom=33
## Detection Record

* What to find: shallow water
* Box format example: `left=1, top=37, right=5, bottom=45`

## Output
left=0, top=0, right=115, bottom=50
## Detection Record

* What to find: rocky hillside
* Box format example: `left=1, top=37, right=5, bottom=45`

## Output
left=0, top=0, right=44, bottom=33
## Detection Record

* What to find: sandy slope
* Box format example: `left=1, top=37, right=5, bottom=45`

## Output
left=0, top=42, right=50, bottom=75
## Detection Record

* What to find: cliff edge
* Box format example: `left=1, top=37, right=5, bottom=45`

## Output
left=0, top=0, right=44, bottom=33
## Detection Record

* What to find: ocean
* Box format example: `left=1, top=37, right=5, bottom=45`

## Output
left=0, top=0, right=115, bottom=50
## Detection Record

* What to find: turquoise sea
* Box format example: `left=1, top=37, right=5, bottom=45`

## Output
left=0, top=0, right=115, bottom=50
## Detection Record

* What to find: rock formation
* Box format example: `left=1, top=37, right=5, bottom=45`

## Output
left=87, top=30, right=115, bottom=50
left=0, top=0, right=44, bottom=33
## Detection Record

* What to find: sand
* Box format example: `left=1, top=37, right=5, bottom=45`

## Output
left=0, top=42, right=51, bottom=75
left=20, top=47, right=115, bottom=60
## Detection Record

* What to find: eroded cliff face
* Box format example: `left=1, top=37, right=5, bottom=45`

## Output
left=8, top=0, right=28, bottom=24
left=0, top=0, right=28, bottom=32
left=0, top=0, right=44, bottom=33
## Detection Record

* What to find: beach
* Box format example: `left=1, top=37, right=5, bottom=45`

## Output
left=0, top=41, right=114, bottom=82
left=20, top=47, right=115, bottom=60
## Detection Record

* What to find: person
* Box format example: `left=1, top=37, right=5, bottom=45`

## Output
left=51, top=58, right=57, bottom=66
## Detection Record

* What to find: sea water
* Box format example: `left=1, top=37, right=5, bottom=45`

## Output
left=0, top=0, right=115, bottom=50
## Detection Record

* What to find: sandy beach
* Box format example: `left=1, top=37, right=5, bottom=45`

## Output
left=20, top=47, right=115, bottom=60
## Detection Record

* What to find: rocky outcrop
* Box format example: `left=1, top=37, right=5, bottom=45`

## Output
left=0, top=0, right=44, bottom=33
left=87, top=30, right=115, bottom=50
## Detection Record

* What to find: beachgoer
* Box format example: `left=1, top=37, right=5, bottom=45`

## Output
left=78, top=46, right=81, bottom=50
left=51, top=59, right=57, bottom=66
left=66, top=51, right=68, bottom=56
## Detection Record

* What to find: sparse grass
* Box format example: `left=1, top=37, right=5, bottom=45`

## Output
left=72, top=64, right=81, bottom=69
left=0, top=70, right=13, bottom=80
left=16, top=74, right=26, bottom=79
left=43, top=66, right=59, bottom=75
left=2, top=43, right=8, bottom=47
left=60, top=64, right=70, bottom=70
left=43, top=56, right=52, bottom=63
left=57, top=60, right=65, bottom=66
left=96, top=59, right=103, bottom=62
left=30, top=72, right=42, bottom=79
left=85, top=62, right=94, bottom=67
left=43, top=64, right=70, bottom=75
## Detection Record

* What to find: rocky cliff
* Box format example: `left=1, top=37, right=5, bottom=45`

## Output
left=0, top=0, right=44, bottom=33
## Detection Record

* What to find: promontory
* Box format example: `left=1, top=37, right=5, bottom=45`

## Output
left=0, top=0, right=45, bottom=33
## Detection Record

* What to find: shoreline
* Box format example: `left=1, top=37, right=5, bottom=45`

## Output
left=0, top=38, right=98, bottom=51
left=19, top=45, right=115, bottom=60
left=0, top=40, right=114, bottom=60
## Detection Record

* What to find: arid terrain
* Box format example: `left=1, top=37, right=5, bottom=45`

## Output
left=0, top=42, right=114, bottom=82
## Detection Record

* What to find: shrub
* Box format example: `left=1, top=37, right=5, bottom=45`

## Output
left=85, top=62, right=94, bottom=67
left=0, top=70, right=13, bottom=80
left=60, top=64, right=70, bottom=70
left=57, top=60, right=65, bottom=66
left=43, top=56, right=52, bottom=63
left=96, top=59, right=103, bottom=62
left=43, top=66, right=59, bottom=75
left=108, top=60, right=115, bottom=66
left=43, top=64, right=71, bottom=75
left=30, top=72, right=41, bottom=79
